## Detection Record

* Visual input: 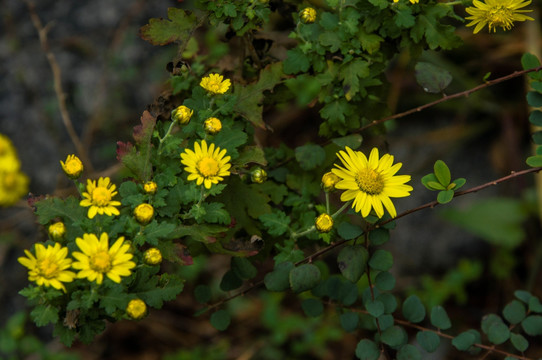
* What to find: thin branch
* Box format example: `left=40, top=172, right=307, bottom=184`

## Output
left=356, top=65, right=542, bottom=134
left=26, top=1, right=94, bottom=173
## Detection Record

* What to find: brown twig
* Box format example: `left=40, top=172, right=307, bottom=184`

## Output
left=26, top=1, right=94, bottom=173
left=356, top=65, right=542, bottom=134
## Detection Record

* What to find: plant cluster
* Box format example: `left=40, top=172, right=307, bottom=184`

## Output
left=14, top=0, right=542, bottom=358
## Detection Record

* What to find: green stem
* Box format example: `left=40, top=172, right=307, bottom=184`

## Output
left=325, top=192, right=330, bottom=214
left=157, top=120, right=176, bottom=155
left=291, top=201, right=352, bottom=239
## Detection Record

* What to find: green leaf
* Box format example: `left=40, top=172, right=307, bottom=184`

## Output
left=289, top=264, right=321, bottom=293
left=527, top=91, right=542, bottom=107
left=369, top=249, right=393, bottom=271
left=283, top=48, right=310, bottom=75
left=100, top=286, right=131, bottom=315
left=172, top=223, right=228, bottom=244
left=437, top=190, right=454, bottom=204
left=515, top=290, right=533, bottom=303
left=394, top=8, right=415, bottom=28
left=451, top=330, right=479, bottom=351
left=301, top=298, right=324, bottom=317
left=210, top=310, right=230, bottom=331
left=533, top=131, right=542, bottom=145
left=365, top=299, right=385, bottom=317
left=338, top=280, right=359, bottom=306
left=381, top=325, right=407, bottom=347
left=430, top=306, right=452, bottom=330
left=482, top=315, right=510, bottom=345
left=140, top=8, right=197, bottom=46
left=529, top=297, right=542, bottom=313
left=194, top=285, right=211, bottom=304
left=295, top=144, right=326, bottom=170
left=369, top=228, right=390, bottom=246
left=416, top=331, right=440, bottom=353
left=452, top=178, right=467, bottom=190
left=503, top=300, right=526, bottom=325
left=522, top=53, right=542, bottom=80
left=30, top=304, right=58, bottom=327
left=521, top=315, right=542, bottom=336
left=397, top=344, right=421, bottom=360
left=337, top=222, right=364, bottom=240
left=355, top=339, right=380, bottom=360
left=510, top=333, right=529, bottom=352
left=339, top=58, right=370, bottom=99
left=421, top=173, right=441, bottom=190
left=378, top=293, right=398, bottom=314
left=202, top=202, right=231, bottom=225
left=402, top=295, right=426, bottom=323
left=339, top=312, right=359, bottom=332
left=331, top=134, right=363, bottom=149
left=220, top=270, right=243, bottom=291
left=264, top=262, right=294, bottom=291
left=231, top=257, right=257, bottom=280
left=337, top=245, right=368, bottom=283
left=234, top=146, right=268, bottom=167
left=433, top=160, right=451, bottom=186
left=415, top=62, right=452, bottom=94
left=375, top=271, right=395, bottom=291
left=136, top=273, right=185, bottom=308
left=530, top=110, right=542, bottom=126
left=439, top=197, right=527, bottom=248
left=526, top=155, right=542, bottom=167
left=213, top=123, right=249, bottom=158
left=259, top=210, right=291, bottom=236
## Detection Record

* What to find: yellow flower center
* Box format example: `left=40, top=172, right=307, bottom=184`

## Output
left=90, top=251, right=111, bottom=272
left=197, top=156, right=219, bottom=177
left=37, top=257, right=60, bottom=279
left=355, top=168, right=384, bottom=195
left=488, top=6, right=514, bottom=30
left=65, top=159, right=82, bottom=174
left=92, top=187, right=111, bottom=206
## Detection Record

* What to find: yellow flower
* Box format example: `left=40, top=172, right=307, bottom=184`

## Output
left=300, top=7, right=317, bottom=23
left=332, top=147, right=413, bottom=218
left=251, top=168, right=267, bottom=184
left=204, top=117, right=222, bottom=135
left=48, top=222, right=66, bottom=241
left=126, top=299, right=147, bottom=319
left=143, top=181, right=158, bottom=194
left=171, top=105, right=193, bottom=125
left=80, top=177, right=121, bottom=219
left=0, top=170, right=29, bottom=207
left=200, top=73, right=231, bottom=95
left=18, top=242, right=76, bottom=292
left=393, top=0, right=419, bottom=3
left=60, top=154, right=84, bottom=179
left=321, top=172, right=341, bottom=192
left=465, top=0, right=534, bottom=33
left=180, top=140, right=232, bottom=189
left=134, top=203, right=154, bottom=224
left=143, top=248, right=162, bottom=265
left=72, top=233, right=136, bottom=285
left=0, top=134, right=20, bottom=173
left=315, top=213, right=333, bottom=233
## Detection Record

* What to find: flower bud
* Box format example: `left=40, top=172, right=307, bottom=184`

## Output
left=300, top=7, right=317, bottom=24
left=134, top=203, right=154, bottom=225
left=126, top=299, right=147, bottom=320
left=315, top=213, right=333, bottom=233
left=171, top=105, right=193, bottom=125
left=143, top=181, right=157, bottom=194
left=321, top=172, right=341, bottom=192
left=60, top=154, right=83, bottom=179
left=143, top=248, right=163, bottom=265
left=204, top=117, right=222, bottom=135
left=48, top=222, right=66, bottom=241
left=251, top=168, right=267, bottom=184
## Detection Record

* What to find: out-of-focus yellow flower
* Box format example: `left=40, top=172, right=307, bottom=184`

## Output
left=126, top=299, right=147, bottom=319
left=48, top=222, right=66, bottom=241
left=204, top=117, right=222, bottom=135
left=300, top=8, right=317, bottom=23
left=143, top=248, right=163, bottom=265
left=0, top=170, right=29, bottom=207
left=60, top=154, right=84, bottom=179
left=393, top=0, right=419, bottom=4
left=134, top=203, right=154, bottom=225
left=18, top=242, right=76, bottom=292
left=200, top=73, right=231, bottom=95
left=143, top=181, right=158, bottom=194
left=0, top=134, right=20, bottom=173
left=315, top=213, right=333, bottom=233
left=171, top=105, right=193, bottom=125
left=321, top=172, right=341, bottom=192
left=79, top=177, right=121, bottom=219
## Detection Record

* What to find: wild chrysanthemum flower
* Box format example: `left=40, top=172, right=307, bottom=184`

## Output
left=134, top=203, right=154, bottom=224
left=300, top=7, right=317, bottom=23
left=315, top=213, right=333, bottom=233
left=204, top=117, right=222, bottom=135
left=180, top=140, right=232, bottom=189
left=251, top=168, right=267, bottom=184
left=126, top=299, right=147, bottom=319
left=80, top=177, right=121, bottom=219
left=200, top=73, right=231, bottom=95
left=332, top=147, right=413, bottom=218
left=143, top=248, right=162, bottom=265
left=18, top=242, right=76, bottom=292
left=60, top=154, right=84, bottom=179
left=393, top=0, right=419, bottom=4
left=321, top=172, right=341, bottom=192
left=0, top=170, right=29, bottom=207
left=465, top=0, right=534, bottom=33
left=72, top=233, right=136, bottom=285
left=48, top=222, right=66, bottom=241
left=143, top=181, right=158, bottom=194
left=0, top=134, right=20, bottom=173
left=171, top=105, right=193, bottom=125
